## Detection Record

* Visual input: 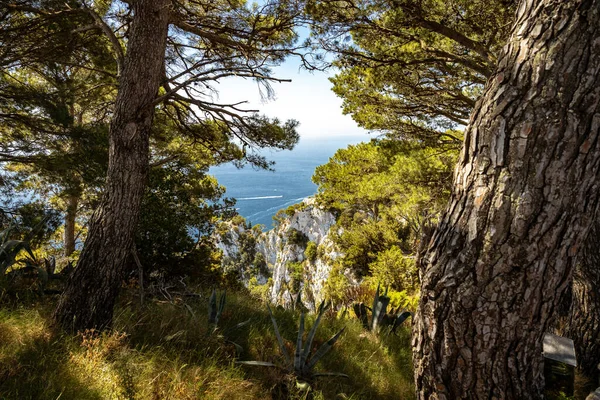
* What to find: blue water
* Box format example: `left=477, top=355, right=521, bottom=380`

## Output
left=210, top=136, right=365, bottom=228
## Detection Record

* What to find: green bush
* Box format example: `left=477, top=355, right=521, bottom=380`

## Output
left=368, top=246, right=418, bottom=292
left=248, top=277, right=272, bottom=301
left=251, top=252, right=268, bottom=277
left=304, top=241, right=318, bottom=262
left=135, top=165, right=231, bottom=280
left=286, top=228, right=308, bottom=248
left=286, top=261, right=304, bottom=293
left=284, top=202, right=308, bottom=217
left=231, top=214, right=247, bottom=227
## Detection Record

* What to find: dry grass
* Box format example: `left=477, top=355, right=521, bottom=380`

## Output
left=0, top=289, right=415, bottom=399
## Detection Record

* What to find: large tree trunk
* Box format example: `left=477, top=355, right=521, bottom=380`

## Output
left=53, top=0, right=170, bottom=331
left=63, top=192, right=78, bottom=257
left=413, top=1, right=600, bottom=398
left=560, top=222, right=600, bottom=382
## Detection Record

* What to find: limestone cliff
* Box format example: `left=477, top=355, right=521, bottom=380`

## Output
left=214, top=198, right=349, bottom=309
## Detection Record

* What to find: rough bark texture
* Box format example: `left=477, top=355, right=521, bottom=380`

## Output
left=560, top=223, right=600, bottom=380
left=53, top=0, right=170, bottom=331
left=63, top=193, right=78, bottom=257
left=413, top=1, right=600, bottom=398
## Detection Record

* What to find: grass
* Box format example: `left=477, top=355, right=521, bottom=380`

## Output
left=0, top=288, right=415, bottom=399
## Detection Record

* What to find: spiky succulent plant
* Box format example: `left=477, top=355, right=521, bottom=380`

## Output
left=353, top=283, right=412, bottom=334
left=237, top=300, right=348, bottom=384
left=208, top=288, right=226, bottom=325
left=0, top=225, right=35, bottom=276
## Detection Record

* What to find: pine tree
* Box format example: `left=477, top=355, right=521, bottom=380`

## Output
left=413, top=1, right=600, bottom=397
left=2, top=0, right=304, bottom=331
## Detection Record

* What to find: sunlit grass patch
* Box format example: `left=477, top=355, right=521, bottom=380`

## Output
left=0, top=290, right=416, bottom=399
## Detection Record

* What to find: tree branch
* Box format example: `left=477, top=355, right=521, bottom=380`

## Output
left=81, top=2, right=124, bottom=76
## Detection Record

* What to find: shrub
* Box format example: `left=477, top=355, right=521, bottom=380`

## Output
left=286, top=228, right=308, bottom=248
left=368, top=246, right=418, bottom=291
left=231, top=214, right=247, bottom=227
left=251, top=252, right=269, bottom=277
left=284, top=202, right=308, bottom=217
left=272, top=209, right=288, bottom=226
left=323, top=262, right=350, bottom=305
left=304, top=241, right=317, bottom=263
left=286, top=261, right=304, bottom=293
left=248, top=277, right=272, bottom=301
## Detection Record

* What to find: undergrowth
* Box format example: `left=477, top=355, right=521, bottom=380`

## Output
left=0, top=289, right=415, bottom=399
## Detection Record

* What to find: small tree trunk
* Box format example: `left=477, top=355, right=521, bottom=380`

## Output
left=560, top=223, right=600, bottom=381
left=63, top=192, right=78, bottom=257
left=53, top=0, right=170, bottom=331
left=413, top=1, right=600, bottom=398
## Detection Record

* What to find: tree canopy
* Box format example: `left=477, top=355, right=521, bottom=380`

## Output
left=313, top=138, right=457, bottom=287
left=307, top=0, right=515, bottom=143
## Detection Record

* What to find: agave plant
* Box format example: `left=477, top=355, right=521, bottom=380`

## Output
left=0, top=225, right=53, bottom=295
left=353, top=283, right=412, bottom=334
left=0, top=225, right=35, bottom=276
left=203, top=289, right=250, bottom=353
left=206, top=288, right=251, bottom=332
left=208, top=288, right=226, bottom=325
left=238, top=300, right=348, bottom=384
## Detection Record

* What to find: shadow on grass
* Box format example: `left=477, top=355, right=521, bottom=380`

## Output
left=0, top=311, right=105, bottom=400
left=221, top=297, right=416, bottom=400
left=1, top=290, right=417, bottom=400
left=314, top=320, right=415, bottom=400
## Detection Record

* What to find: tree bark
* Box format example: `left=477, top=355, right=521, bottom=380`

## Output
left=560, top=222, right=600, bottom=382
left=53, top=0, right=170, bottom=331
left=63, top=192, right=79, bottom=257
left=413, top=1, right=600, bottom=398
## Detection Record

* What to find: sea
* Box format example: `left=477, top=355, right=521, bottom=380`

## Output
left=210, top=136, right=365, bottom=229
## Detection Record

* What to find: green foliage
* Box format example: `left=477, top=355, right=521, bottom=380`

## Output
left=231, top=214, right=248, bottom=227
left=307, top=0, right=514, bottom=143
left=248, top=277, right=272, bottom=302
left=304, top=241, right=318, bottom=263
left=369, top=246, right=418, bottom=292
left=208, top=289, right=227, bottom=325
left=272, top=209, right=290, bottom=228
left=334, top=216, right=405, bottom=278
left=314, top=139, right=456, bottom=222
left=285, top=202, right=308, bottom=217
left=286, top=261, right=305, bottom=293
left=251, top=252, right=269, bottom=277
left=313, top=138, right=457, bottom=288
left=286, top=228, right=309, bottom=248
left=0, top=5, right=115, bottom=231
left=135, top=157, right=231, bottom=278
left=323, top=262, right=351, bottom=305
left=387, top=289, right=420, bottom=312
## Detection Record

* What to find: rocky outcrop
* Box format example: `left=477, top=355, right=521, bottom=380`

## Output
left=214, top=198, right=348, bottom=309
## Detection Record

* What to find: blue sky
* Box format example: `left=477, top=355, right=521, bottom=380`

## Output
left=217, top=58, right=369, bottom=140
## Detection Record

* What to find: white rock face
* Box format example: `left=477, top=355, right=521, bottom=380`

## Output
left=213, top=198, right=342, bottom=309
left=214, top=226, right=243, bottom=259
